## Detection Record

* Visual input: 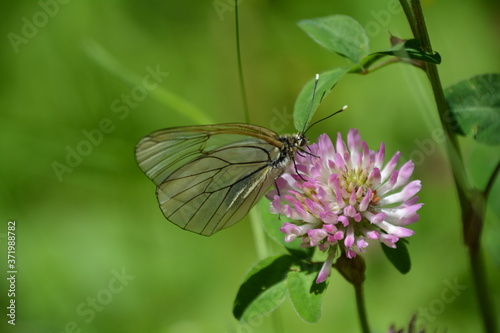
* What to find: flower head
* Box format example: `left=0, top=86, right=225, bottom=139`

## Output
left=266, top=129, right=422, bottom=283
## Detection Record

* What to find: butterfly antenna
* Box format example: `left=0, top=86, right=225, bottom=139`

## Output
left=304, top=105, right=348, bottom=134
left=301, top=74, right=320, bottom=133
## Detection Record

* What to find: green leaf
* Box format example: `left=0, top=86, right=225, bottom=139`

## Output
left=403, top=39, right=441, bottom=64
left=381, top=241, right=411, bottom=274
left=444, top=73, right=500, bottom=145
left=233, top=255, right=295, bottom=322
left=374, top=39, right=441, bottom=64
left=258, top=200, right=314, bottom=259
left=298, top=15, right=369, bottom=64
left=293, top=68, right=348, bottom=131
left=287, top=263, right=327, bottom=323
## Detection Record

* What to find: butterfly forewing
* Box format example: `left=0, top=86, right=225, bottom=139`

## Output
left=135, top=124, right=300, bottom=236
left=136, top=124, right=280, bottom=184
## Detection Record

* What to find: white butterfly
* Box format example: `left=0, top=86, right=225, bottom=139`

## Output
left=135, top=123, right=308, bottom=236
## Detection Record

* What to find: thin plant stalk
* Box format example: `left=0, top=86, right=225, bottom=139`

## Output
left=355, top=283, right=370, bottom=333
left=400, top=1, right=498, bottom=331
left=234, top=0, right=249, bottom=122
left=234, top=2, right=284, bottom=333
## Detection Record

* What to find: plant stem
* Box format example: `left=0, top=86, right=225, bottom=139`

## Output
left=470, top=245, right=498, bottom=333
left=399, top=0, right=418, bottom=37
left=484, top=160, right=500, bottom=199
left=234, top=3, right=284, bottom=332
left=407, top=1, right=497, bottom=331
left=234, top=0, right=249, bottom=122
left=249, top=209, right=270, bottom=259
left=354, top=283, right=370, bottom=333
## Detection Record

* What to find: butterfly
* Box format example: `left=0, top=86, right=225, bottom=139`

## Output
left=135, top=123, right=308, bottom=236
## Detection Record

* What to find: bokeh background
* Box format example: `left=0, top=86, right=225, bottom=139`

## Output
left=1, top=0, right=499, bottom=332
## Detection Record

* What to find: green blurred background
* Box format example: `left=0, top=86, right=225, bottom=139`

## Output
left=1, top=0, right=499, bottom=332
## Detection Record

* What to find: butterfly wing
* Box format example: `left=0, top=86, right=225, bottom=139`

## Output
left=135, top=124, right=287, bottom=236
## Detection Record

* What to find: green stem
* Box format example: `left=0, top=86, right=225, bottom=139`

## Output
left=484, top=160, right=500, bottom=199
left=362, top=57, right=400, bottom=74
left=234, top=0, right=249, bottom=122
left=407, top=1, right=497, bottom=331
left=234, top=2, right=282, bottom=332
left=248, top=209, right=270, bottom=260
left=348, top=56, right=400, bottom=75
left=399, top=0, right=418, bottom=37
left=354, top=283, right=370, bottom=333
left=470, top=240, right=498, bottom=333
left=233, top=0, right=270, bottom=265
